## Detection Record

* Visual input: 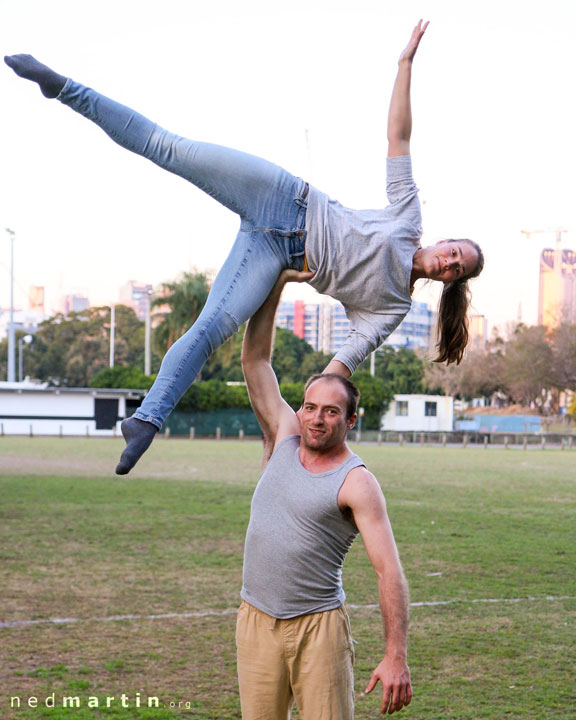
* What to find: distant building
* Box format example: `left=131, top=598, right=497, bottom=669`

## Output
left=469, top=314, right=488, bottom=352
left=538, top=247, right=576, bottom=327
left=381, top=394, right=454, bottom=432
left=62, top=293, right=90, bottom=316
left=29, top=286, right=45, bottom=313
left=276, top=298, right=435, bottom=354
left=276, top=300, right=296, bottom=334
left=383, top=301, right=436, bottom=351
left=119, top=280, right=153, bottom=321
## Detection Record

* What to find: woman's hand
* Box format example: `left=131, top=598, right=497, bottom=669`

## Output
left=398, top=19, right=429, bottom=64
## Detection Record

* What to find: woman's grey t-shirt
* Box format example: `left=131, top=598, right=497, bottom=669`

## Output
left=305, top=155, right=422, bottom=373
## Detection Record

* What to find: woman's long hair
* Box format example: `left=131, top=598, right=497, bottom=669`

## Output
left=434, top=239, right=484, bottom=365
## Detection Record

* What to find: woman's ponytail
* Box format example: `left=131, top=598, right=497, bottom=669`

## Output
left=434, top=239, right=484, bottom=365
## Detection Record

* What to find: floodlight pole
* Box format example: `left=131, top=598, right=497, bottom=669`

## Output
left=145, top=289, right=153, bottom=375
left=6, top=228, right=16, bottom=382
left=18, top=334, right=33, bottom=382
left=109, top=304, right=116, bottom=368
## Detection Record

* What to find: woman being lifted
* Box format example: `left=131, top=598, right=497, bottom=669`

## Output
left=5, top=20, right=483, bottom=474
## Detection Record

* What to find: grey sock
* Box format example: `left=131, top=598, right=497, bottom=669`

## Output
left=4, top=54, right=67, bottom=98
left=115, top=417, right=158, bottom=475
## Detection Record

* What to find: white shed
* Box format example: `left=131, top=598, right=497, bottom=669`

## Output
left=381, top=394, right=454, bottom=432
left=0, top=381, right=146, bottom=436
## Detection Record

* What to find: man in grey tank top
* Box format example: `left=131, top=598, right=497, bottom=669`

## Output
left=238, top=271, right=412, bottom=718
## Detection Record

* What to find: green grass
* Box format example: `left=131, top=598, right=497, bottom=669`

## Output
left=0, top=438, right=575, bottom=719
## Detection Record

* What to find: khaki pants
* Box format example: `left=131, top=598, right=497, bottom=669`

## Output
left=236, top=600, right=355, bottom=720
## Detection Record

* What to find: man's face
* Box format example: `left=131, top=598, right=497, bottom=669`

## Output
left=298, top=378, right=356, bottom=452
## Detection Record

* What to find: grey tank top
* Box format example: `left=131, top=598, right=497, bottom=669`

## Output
left=241, top=435, right=365, bottom=619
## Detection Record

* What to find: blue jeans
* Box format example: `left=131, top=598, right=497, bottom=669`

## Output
left=58, top=80, right=308, bottom=429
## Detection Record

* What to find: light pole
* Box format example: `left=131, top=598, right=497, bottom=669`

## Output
left=6, top=228, right=16, bottom=382
left=18, top=334, right=33, bottom=382
left=109, top=304, right=115, bottom=368
left=145, top=288, right=153, bottom=375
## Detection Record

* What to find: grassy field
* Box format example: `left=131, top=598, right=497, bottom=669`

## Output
left=0, top=437, right=575, bottom=719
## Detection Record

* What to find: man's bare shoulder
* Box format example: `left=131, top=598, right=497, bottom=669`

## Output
left=339, top=465, right=385, bottom=510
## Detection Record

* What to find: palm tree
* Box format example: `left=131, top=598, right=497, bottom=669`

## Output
left=152, top=271, right=211, bottom=353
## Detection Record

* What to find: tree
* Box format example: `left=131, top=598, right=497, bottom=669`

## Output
left=352, top=371, right=394, bottom=429
left=550, top=324, right=576, bottom=393
left=5, top=305, right=156, bottom=387
left=25, top=309, right=111, bottom=386
left=271, top=328, right=328, bottom=384
left=423, top=359, right=463, bottom=397
left=201, top=324, right=246, bottom=382
left=90, top=365, right=154, bottom=390
left=152, top=271, right=210, bottom=354
left=501, top=325, right=553, bottom=409
left=359, top=346, right=425, bottom=394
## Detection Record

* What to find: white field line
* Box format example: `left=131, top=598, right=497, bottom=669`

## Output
left=0, top=596, right=574, bottom=630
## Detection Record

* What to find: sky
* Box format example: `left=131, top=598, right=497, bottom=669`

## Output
left=1, top=0, right=576, bottom=334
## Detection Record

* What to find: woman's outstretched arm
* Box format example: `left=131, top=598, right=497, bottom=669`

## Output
left=387, top=19, right=429, bottom=158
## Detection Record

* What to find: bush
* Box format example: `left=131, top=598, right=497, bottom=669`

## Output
left=89, top=365, right=154, bottom=390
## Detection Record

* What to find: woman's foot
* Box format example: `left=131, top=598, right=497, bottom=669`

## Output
left=4, top=54, right=66, bottom=98
left=115, top=417, right=158, bottom=475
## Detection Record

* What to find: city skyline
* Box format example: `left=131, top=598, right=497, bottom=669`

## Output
left=2, top=1, right=576, bottom=333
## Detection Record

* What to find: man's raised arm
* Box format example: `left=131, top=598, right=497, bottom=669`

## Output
left=241, top=270, right=312, bottom=459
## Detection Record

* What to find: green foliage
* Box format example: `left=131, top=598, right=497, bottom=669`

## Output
left=272, top=328, right=331, bottom=383
left=0, top=305, right=160, bottom=387
left=152, top=271, right=210, bottom=355
left=177, top=380, right=251, bottom=411
left=353, top=370, right=394, bottom=429
left=279, top=382, right=305, bottom=410
left=89, top=365, right=154, bottom=390
left=359, top=346, right=425, bottom=394
left=199, top=324, right=331, bottom=385
left=201, top=325, right=247, bottom=382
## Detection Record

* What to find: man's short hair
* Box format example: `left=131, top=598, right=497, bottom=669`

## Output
left=303, top=374, right=360, bottom=420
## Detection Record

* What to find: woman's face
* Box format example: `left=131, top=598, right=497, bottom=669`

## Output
left=424, top=241, right=479, bottom=284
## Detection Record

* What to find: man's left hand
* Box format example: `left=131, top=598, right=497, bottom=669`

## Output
left=364, top=655, right=412, bottom=715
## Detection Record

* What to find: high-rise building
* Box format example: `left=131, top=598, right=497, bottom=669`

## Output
left=62, top=294, right=90, bottom=315
left=469, top=314, right=488, bottom=352
left=119, top=281, right=153, bottom=321
left=382, top=301, right=436, bottom=351
left=29, top=286, right=45, bottom=313
left=538, top=247, right=576, bottom=327
left=275, top=298, right=435, bottom=354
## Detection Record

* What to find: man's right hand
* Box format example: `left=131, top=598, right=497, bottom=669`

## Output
left=364, top=655, right=412, bottom=715
left=278, top=268, right=315, bottom=285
